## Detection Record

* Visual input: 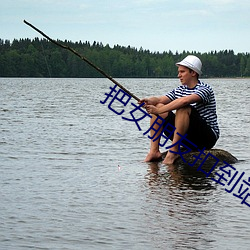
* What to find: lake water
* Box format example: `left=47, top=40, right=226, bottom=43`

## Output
left=1, top=78, right=250, bottom=250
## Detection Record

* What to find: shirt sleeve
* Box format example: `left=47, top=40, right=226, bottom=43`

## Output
left=166, top=90, right=176, bottom=101
left=166, top=88, right=178, bottom=101
left=195, top=86, right=212, bottom=104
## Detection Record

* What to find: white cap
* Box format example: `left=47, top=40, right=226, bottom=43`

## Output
left=176, top=55, right=202, bottom=75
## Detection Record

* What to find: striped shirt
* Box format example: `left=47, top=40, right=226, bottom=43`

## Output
left=166, top=80, right=220, bottom=139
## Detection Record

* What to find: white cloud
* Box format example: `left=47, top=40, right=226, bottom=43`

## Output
left=79, top=3, right=89, bottom=10
left=133, top=0, right=168, bottom=5
left=1, top=0, right=250, bottom=53
left=205, top=0, right=237, bottom=4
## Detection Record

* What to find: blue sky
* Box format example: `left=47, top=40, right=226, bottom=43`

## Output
left=1, top=0, right=250, bottom=53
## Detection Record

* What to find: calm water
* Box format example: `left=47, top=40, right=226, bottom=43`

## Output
left=1, top=78, right=250, bottom=250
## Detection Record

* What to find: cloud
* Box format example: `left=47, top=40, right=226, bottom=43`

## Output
left=195, top=0, right=250, bottom=10
left=134, top=0, right=168, bottom=5
left=205, top=0, right=237, bottom=4
left=1, top=0, right=250, bottom=53
left=79, top=3, right=89, bottom=10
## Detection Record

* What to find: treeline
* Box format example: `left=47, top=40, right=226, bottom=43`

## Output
left=0, top=38, right=250, bottom=78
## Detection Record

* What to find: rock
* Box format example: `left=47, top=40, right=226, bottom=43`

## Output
left=147, top=149, right=238, bottom=188
left=161, top=148, right=238, bottom=167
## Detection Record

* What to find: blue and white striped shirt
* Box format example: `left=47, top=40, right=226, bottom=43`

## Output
left=166, top=80, right=220, bottom=139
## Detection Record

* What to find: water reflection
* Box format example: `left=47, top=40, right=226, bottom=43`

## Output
left=144, top=162, right=218, bottom=249
left=146, top=161, right=216, bottom=190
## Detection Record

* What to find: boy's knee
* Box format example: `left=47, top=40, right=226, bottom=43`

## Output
left=155, top=103, right=164, bottom=108
left=176, top=105, right=192, bottom=116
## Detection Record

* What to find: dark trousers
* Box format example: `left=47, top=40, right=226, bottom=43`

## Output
left=164, top=107, right=217, bottom=150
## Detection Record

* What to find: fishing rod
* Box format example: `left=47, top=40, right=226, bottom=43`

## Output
left=23, top=20, right=140, bottom=102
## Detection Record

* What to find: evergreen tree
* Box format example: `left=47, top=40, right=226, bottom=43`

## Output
left=0, top=38, right=249, bottom=78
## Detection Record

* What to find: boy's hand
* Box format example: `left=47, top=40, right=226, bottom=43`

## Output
left=145, top=105, right=159, bottom=115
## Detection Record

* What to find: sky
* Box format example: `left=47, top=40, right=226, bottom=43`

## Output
left=1, top=0, right=250, bottom=53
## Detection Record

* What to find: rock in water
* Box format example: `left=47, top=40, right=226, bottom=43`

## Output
left=161, top=148, right=238, bottom=167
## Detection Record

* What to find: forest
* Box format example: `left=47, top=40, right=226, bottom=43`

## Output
left=0, top=38, right=250, bottom=78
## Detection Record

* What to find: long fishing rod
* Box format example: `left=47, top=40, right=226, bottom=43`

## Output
left=23, top=20, right=140, bottom=102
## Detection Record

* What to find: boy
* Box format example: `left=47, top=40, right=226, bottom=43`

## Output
left=139, top=55, right=219, bottom=164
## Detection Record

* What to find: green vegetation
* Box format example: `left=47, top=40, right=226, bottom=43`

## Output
left=0, top=38, right=250, bottom=78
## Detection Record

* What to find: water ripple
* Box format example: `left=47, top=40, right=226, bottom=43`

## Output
left=0, top=78, right=250, bottom=249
